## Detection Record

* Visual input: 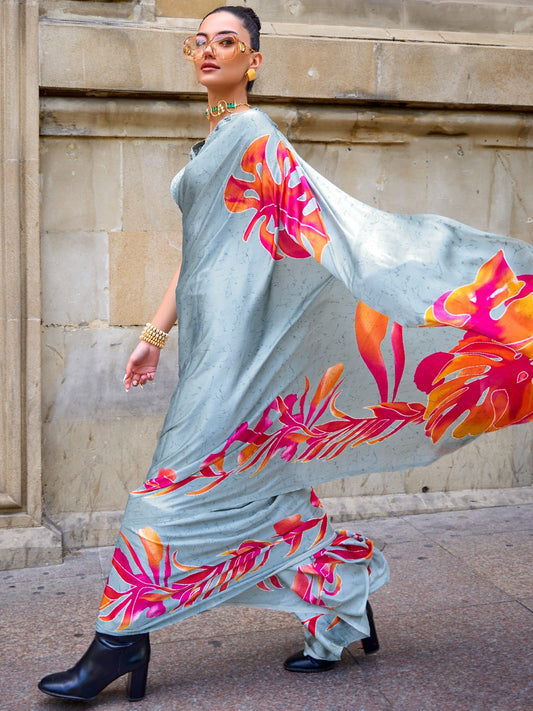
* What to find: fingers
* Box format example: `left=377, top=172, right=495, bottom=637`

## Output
left=124, top=372, right=154, bottom=391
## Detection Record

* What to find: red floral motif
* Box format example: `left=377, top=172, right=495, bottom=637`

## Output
left=99, top=527, right=172, bottom=630
left=273, top=511, right=328, bottom=556
left=200, top=310, right=424, bottom=482
left=425, top=250, right=533, bottom=357
left=419, top=251, right=533, bottom=440
left=291, top=531, right=373, bottom=607
left=256, top=574, right=283, bottom=592
left=132, top=463, right=233, bottom=498
left=301, top=613, right=341, bottom=637
left=99, top=493, right=327, bottom=630
left=224, top=135, right=330, bottom=261
left=416, top=334, right=533, bottom=440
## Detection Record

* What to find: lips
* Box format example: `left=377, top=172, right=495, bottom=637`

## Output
left=201, top=62, right=219, bottom=71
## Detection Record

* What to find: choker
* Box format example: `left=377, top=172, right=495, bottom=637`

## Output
left=205, top=100, right=250, bottom=119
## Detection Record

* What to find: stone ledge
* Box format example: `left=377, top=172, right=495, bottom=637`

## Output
left=322, top=485, right=533, bottom=522
left=45, top=487, right=533, bottom=550
left=39, top=19, right=533, bottom=108
left=0, top=524, right=63, bottom=571
left=40, top=97, right=533, bottom=148
left=49, top=510, right=124, bottom=550
left=38, top=1, right=533, bottom=36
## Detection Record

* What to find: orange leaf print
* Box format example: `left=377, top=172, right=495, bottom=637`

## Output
left=419, top=251, right=533, bottom=440
left=138, top=527, right=164, bottom=578
left=425, top=250, right=533, bottom=357
left=224, top=135, right=330, bottom=261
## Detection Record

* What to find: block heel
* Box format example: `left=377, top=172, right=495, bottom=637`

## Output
left=127, top=659, right=150, bottom=701
left=361, top=601, right=380, bottom=655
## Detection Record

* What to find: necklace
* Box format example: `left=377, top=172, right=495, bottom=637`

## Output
left=205, top=100, right=250, bottom=119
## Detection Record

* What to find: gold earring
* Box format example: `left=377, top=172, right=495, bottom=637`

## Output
left=246, top=68, right=256, bottom=82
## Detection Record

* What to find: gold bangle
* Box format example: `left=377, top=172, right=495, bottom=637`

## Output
left=140, top=322, right=169, bottom=349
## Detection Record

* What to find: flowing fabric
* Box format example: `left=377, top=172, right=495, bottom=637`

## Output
left=97, top=110, right=533, bottom=654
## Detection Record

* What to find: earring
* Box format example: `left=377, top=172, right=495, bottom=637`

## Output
left=246, top=68, right=256, bottom=82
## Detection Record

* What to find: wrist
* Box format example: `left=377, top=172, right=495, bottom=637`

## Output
left=140, top=323, right=169, bottom=349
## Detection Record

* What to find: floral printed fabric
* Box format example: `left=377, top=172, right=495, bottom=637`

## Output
left=98, top=485, right=388, bottom=654
left=97, top=109, right=532, bottom=644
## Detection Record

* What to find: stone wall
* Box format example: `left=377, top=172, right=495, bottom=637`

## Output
left=1, top=0, right=532, bottom=567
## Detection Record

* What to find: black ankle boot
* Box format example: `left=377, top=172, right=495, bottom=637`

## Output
left=361, top=601, right=380, bottom=655
left=38, top=632, right=150, bottom=702
left=283, top=650, right=336, bottom=672
left=284, top=601, right=380, bottom=672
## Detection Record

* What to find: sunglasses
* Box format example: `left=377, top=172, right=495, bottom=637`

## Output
left=183, top=34, right=255, bottom=62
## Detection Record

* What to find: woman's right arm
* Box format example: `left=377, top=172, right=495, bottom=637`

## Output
left=124, top=264, right=181, bottom=391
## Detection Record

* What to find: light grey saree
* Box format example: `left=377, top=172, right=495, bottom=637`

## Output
left=97, top=109, right=533, bottom=659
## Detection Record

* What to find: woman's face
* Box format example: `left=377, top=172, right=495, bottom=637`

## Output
left=192, top=11, right=261, bottom=93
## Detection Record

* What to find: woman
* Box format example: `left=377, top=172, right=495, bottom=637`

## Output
left=38, top=5, right=533, bottom=703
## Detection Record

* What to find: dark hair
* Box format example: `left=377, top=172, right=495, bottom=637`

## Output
left=202, top=5, right=261, bottom=92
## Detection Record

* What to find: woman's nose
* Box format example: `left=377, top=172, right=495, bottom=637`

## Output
left=203, top=41, right=215, bottom=58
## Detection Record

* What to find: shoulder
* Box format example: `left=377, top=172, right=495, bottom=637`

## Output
left=242, top=108, right=278, bottom=132
left=220, top=108, right=283, bottom=144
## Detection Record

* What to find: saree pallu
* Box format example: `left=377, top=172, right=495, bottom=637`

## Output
left=97, top=109, right=533, bottom=649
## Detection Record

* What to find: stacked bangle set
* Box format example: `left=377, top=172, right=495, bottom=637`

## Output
left=140, top=323, right=169, bottom=349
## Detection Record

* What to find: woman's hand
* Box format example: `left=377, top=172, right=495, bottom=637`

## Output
left=124, top=340, right=161, bottom=391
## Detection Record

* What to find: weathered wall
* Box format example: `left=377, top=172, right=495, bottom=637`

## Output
left=1, top=1, right=532, bottom=567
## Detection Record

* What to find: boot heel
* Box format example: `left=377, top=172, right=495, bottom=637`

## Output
left=127, top=662, right=149, bottom=702
left=361, top=601, right=380, bottom=655
left=38, top=632, right=150, bottom=702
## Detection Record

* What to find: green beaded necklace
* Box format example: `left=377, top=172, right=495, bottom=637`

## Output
left=205, top=100, right=250, bottom=119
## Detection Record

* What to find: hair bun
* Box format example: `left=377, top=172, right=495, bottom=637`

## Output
left=241, top=6, right=261, bottom=32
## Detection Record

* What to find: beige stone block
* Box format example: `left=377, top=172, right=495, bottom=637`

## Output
left=48, top=510, right=125, bottom=549
left=39, top=20, right=197, bottom=94
left=250, top=0, right=533, bottom=34
left=1, top=160, right=22, bottom=311
left=39, top=98, right=533, bottom=147
left=260, top=34, right=377, bottom=101
left=41, top=325, right=179, bottom=421
left=246, top=0, right=402, bottom=27
left=405, top=0, right=533, bottom=34
left=437, top=29, right=533, bottom=49
left=40, top=0, right=140, bottom=21
left=41, top=231, right=109, bottom=326
left=155, top=0, right=220, bottom=19
left=317, top=425, right=533, bottom=501
left=376, top=42, right=533, bottom=108
left=1, top=0, right=42, bottom=536
left=42, top=415, right=165, bottom=515
left=0, top=526, right=62, bottom=571
left=41, top=325, right=180, bottom=514
left=108, top=230, right=182, bottom=325
left=266, top=21, right=392, bottom=41
left=122, top=139, right=189, bottom=231
left=316, top=470, right=408, bottom=499
left=40, top=138, right=121, bottom=232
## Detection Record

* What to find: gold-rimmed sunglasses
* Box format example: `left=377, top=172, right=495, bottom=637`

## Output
left=183, top=34, right=255, bottom=62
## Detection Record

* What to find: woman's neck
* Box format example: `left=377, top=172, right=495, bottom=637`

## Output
left=205, top=90, right=250, bottom=134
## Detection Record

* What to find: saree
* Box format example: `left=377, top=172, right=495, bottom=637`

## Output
left=97, top=109, right=533, bottom=656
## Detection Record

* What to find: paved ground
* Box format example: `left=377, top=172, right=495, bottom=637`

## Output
left=1, top=503, right=532, bottom=711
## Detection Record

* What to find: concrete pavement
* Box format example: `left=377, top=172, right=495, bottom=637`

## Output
left=1, top=503, right=532, bottom=710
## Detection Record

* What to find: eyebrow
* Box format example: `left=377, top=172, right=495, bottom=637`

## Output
left=196, top=30, right=238, bottom=37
